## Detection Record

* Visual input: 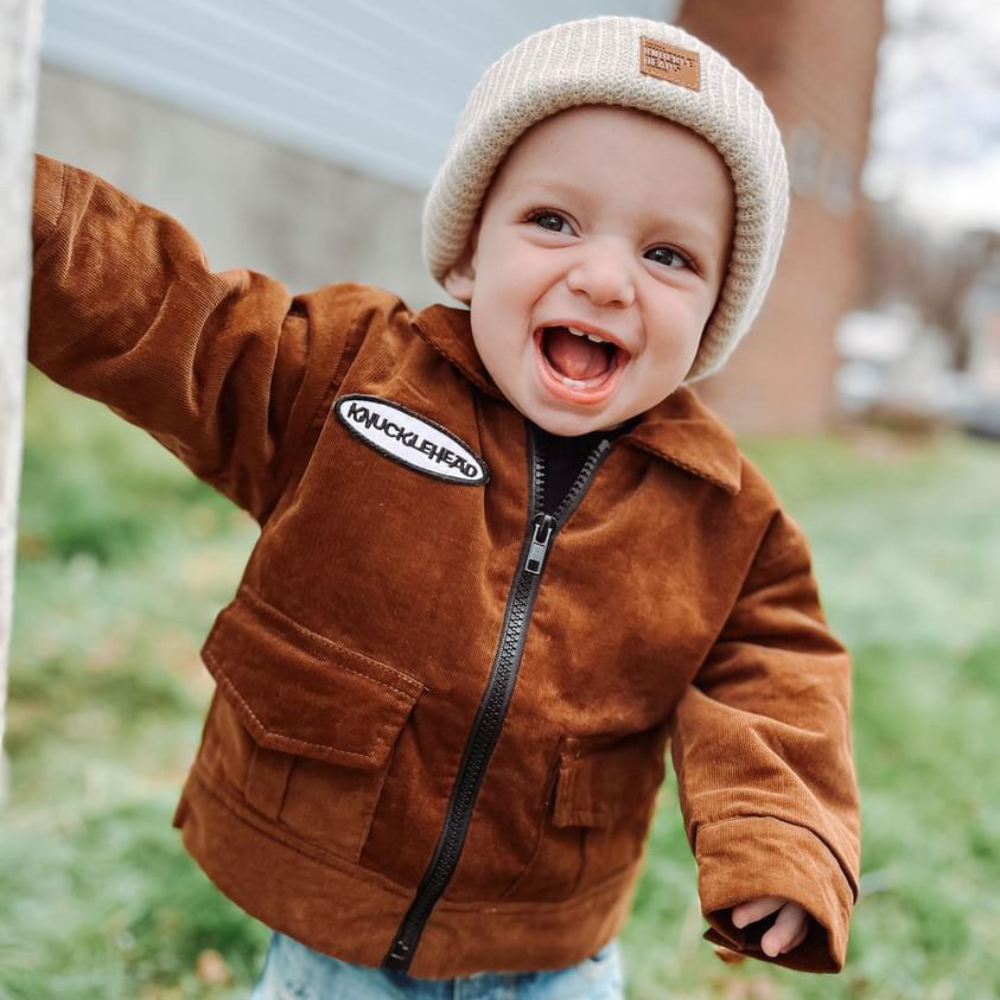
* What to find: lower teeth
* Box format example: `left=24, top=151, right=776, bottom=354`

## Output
left=559, top=376, right=587, bottom=389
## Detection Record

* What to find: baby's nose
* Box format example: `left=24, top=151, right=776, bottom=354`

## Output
left=565, top=240, right=636, bottom=308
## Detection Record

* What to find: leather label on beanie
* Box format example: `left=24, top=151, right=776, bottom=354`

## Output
left=335, top=394, right=490, bottom=485
left=639, top=37, right=700, bottom=91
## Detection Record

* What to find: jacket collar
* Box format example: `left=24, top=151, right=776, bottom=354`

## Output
left=412, top=303, right=742, bottom=495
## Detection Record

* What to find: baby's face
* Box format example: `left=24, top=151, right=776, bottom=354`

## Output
left=444, top=105, right=734, bottom=436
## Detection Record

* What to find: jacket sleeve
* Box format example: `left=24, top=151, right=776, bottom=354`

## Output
left=670, top=508, right=860, bottom=973
left=29, top=154, right=366, bottom=522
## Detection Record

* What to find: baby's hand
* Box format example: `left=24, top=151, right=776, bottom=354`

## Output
left=731, top=896, right=809, bottom=957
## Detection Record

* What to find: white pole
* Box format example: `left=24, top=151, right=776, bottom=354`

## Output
left=0, top=0, right=44, bottom=767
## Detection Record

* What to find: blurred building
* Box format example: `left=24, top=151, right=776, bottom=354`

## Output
left=961, top=236, right=1000, bottom=404
left=678, top=0, right=885, bottom=433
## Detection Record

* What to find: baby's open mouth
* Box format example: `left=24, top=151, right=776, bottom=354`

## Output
left=542, top=326, right=616, bottom=382
left=536, top=326, right=627, bottom=400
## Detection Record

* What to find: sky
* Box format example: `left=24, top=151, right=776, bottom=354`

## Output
left=864, top=0, right=1000, bottom=231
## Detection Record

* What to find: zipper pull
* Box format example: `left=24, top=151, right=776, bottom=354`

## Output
left=385, top=939, right=411, bottom=968
left=524, top=514, right=556, bottom=575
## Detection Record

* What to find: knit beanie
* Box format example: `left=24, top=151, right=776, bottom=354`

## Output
left=422, top=16, right=789, bottom=382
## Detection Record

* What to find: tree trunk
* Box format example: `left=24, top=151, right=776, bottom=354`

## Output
left=0, top=0, right=43, bottom=759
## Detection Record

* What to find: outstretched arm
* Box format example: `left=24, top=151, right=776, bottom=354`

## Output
left=29, top=155, right=367, bottom=522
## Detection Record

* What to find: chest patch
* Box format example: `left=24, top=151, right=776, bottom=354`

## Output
left=334, top=394, right=490, bottom=485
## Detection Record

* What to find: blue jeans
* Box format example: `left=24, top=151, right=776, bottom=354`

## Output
left=250, top=932, right=625, bottom=999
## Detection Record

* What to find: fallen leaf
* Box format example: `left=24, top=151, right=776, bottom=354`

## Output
left=714, top=944, right=746, bottom=965
left=196, top=948, right=231, bottom=986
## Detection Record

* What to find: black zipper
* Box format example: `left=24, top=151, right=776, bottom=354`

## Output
left=382, top=425, right=614, bottom=972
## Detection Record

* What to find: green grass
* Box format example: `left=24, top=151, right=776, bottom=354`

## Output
left=5, top=368, right=1000, bottom=998
left=4, top=371, right=264, bottom=1000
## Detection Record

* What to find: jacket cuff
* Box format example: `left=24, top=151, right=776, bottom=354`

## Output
left=695, top=816, right=857, bottom=973
left=32, top=154, right=67, bottom=251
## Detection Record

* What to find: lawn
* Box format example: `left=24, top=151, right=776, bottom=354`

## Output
left=4, top=368, right=999, bottom=999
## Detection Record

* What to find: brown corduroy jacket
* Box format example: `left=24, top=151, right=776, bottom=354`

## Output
left=28, top=155, right=860, bottom=978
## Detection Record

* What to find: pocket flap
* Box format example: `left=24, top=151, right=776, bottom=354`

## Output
left=202, top=588, right=424, bottom=771
left=553, top=727, right=668, bottom=829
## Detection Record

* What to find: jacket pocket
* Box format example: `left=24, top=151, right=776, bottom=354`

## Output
left=199, top=587, right=424, bottom=862
left=553, top=729, right=666, bottom=828
left=550, top=726, right=668, bottom=890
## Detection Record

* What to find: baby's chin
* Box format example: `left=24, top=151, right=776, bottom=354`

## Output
left=514, top=395, right=632, bottom=437
left=539, top=414, right=627, bottom=437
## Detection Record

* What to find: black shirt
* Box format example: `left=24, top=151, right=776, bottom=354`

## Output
left=533, top=419, right=636, bottom=517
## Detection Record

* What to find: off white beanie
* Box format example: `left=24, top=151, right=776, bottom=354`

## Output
left=422, top=16, right=789, bottom=382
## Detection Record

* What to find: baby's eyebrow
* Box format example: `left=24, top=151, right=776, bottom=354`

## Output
left=503, top=177, right=586, bottom=202
left=651, top=218, right=724, bottom=255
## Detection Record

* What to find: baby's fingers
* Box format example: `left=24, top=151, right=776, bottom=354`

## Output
left=760, top=902, right=808, bottom=957
left=731, top=896, right=785, bottom=928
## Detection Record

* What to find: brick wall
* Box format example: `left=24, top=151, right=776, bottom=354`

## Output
left=677, top=0, right=884, bottom=433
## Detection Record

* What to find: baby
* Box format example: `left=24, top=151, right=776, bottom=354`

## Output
left=28, top=16, right=860, bottom=999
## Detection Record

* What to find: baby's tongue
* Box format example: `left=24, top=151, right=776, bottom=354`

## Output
left=545, top=327, right=608, bottom=381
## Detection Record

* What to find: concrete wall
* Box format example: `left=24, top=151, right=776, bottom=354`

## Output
left=40, top=0, right=678, bottom=192
left=35, top=65, right=443, bottom=310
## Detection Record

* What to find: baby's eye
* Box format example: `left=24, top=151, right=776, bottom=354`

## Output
left=530, top=211, right=573, bottom=235
left=644, top=246, right=690, bottom=270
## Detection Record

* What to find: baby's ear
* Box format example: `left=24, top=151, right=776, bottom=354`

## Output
left=443, top=249, right=477, bottom=303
